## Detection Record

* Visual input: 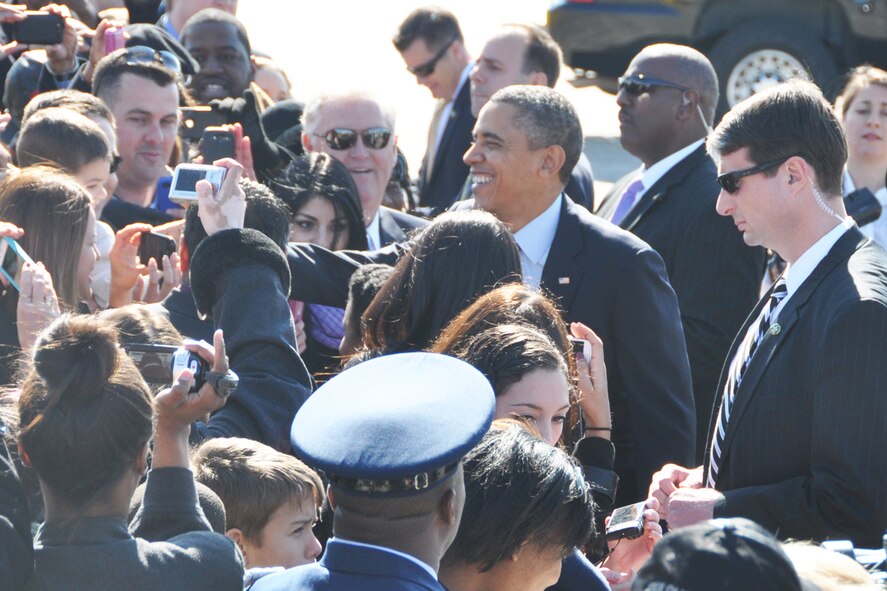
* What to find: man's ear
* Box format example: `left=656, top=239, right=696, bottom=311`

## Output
left=785, top=156, right=808, bottom=192
left=326, top=484, right=337, bottom=510
left=539, top=145, right=566, bottom=180
left=677, top=90, right=700, bottom=120
left=528, top=71, right=548, bottom=87
left=302, top=131, right=314, bottom=152
left=437, top=486, right=459, bottom=526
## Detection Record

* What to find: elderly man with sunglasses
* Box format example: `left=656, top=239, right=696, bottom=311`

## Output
left=393, top=7, right=474, bottom=213
left=596, top=45, right=767, bottom=461
left=301, top=92, right=427, bottom=249
left=649, top=80, right=887, bottom=548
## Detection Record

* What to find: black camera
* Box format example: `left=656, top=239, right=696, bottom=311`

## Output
left=124, top=344, right=208, bottom=392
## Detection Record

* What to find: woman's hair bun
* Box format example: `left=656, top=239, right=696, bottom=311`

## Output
left=32, top=314, right=120, bottom=405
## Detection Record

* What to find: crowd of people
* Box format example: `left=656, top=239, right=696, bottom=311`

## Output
left=0, top=1, right=885, bottom=590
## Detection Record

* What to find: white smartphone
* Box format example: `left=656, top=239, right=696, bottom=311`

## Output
left=169, top=164, right=227, bottom=205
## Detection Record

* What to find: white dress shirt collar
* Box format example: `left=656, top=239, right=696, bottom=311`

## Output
left=513, top=195, right=563, bottom=288
left=637, top=139, right=706, bottom=199
left=778, top=217, right=855, bottom=311
left=365, top=211, right=382, bottom=251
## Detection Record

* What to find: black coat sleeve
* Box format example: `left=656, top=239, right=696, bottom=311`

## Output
left=189, top=229, right=312, bottom=451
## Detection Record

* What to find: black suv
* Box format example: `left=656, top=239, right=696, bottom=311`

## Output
left=548, top=0, right=887, bottom=114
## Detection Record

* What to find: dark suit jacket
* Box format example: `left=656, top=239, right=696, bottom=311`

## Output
left=704, top=227, right=887, bottom=546
left=542, top=197, right=696, bottom=504
left=378, top=206, right=428, bottom=247
left=251, top=538, right=444, bottom=591
left=417, top=80, right=475, bottom=210
left=597, top=145, right=766, bottom=461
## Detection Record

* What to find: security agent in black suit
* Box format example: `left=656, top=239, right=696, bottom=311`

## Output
left=650, top=80, right=887, bottom=547
left=464, top=85, right=695, bottom=505
left=393, top=7, right=475, bottom=211
left=301, top=91, right=427, bottom=248
left=596, top=45, right=766, bottom=462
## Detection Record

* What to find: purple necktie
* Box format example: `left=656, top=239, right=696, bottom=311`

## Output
left=610, top=178, right=644, bottom=225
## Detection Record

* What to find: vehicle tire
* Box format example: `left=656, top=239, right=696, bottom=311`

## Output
left=708, top=20, right=840, bottom=118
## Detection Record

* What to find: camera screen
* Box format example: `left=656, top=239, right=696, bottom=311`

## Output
left=127, top=349, right=174, bottom=388
left=609, top=502, right=644, bottom=526
left=174, top=168, right=210, bottom=193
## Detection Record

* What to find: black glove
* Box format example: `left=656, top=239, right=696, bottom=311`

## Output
left=210, top=88, right=287, bottom=174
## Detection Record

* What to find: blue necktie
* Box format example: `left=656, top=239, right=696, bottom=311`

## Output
left=708, top=279, right=788, bottom=487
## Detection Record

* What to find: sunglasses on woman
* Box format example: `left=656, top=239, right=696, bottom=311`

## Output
left=314, top=128, right=392, bottom=151
left=716, top=155, right=796, bottom=194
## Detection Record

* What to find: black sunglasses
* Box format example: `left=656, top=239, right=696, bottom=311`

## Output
left=407, top=36, right=457, bottom=78
left=618, top=74, right=688, bottom=96
left=314, top=128, right=392, bottom=151
left=123, top=45, right=191, bottom=85
left=110, top=154, right=122, bottom=174
left=716, top=155, right=797, bottom=194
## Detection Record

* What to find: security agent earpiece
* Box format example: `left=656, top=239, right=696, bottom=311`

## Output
left=681, top=95, right=691, bottom=108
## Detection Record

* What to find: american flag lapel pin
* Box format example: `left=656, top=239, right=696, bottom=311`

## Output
left=558, top=277, right=570, bottom=285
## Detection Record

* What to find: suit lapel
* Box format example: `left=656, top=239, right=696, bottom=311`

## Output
left=717, top=227, right=868, bottom=465
left=430, top=81, right=471, bottom=182
left=541, top=198, right=585, bottom=314
left=622, top=144, right=708, bottom=231
left=379, top=209, right=406, bottom=246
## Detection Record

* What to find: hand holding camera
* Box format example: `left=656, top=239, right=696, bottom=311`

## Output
left=16, top=261, right=60, bottom=353
left=151, top=329, right=233, bottom=468
left=191, top=159, right=246, bottom=237
left=570, top=321, right=612, bottom=439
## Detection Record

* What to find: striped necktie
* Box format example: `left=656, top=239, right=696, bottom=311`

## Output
left=708, top=278, right=788, bottom=487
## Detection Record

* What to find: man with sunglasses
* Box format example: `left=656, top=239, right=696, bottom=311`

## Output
left=460, top=24, right=594, bottom=210
left=301, top=92, right=427, bottom=249
left=596, top=44, right=767, bottom=462
left=649, top=80, right=887, bottom=548
left=393, top=7, right=474, bottom=213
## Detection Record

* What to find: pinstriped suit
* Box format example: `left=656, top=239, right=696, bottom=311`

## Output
left=703, top=227, right=887, bottom=546
left=597, top=145, right=767, bottom=462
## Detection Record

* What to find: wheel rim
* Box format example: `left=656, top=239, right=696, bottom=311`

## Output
left=725, top=49, right=811, bottom=107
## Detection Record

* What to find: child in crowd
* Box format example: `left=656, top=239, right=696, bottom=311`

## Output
left=191, top=437, right=324, bottom=581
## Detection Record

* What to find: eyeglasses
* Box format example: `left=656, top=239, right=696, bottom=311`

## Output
left=618, top=74, right=688, bottom=95
left=123, top=45, right=187, bottom=82
left=110, top=154, right=122, bottom=174
left=407, top=36, right=457, bottom=78
left=716, top=155, right=798, bottom=194
left=314, top=128, right=392, bottom=151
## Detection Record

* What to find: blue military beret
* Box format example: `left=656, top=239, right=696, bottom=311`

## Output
left=291, top=352, right=495, bottom=495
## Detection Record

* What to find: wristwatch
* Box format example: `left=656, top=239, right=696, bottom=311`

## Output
left=205, top=369, right=239, bottom=397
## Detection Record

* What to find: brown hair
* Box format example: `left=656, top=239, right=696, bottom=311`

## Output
left=17, top=314, right=153, bottom=507
left=835, top=65, right=887, bottom=119
left=430, top=284, right=581, bottom=444
left=191, top=437, right=324, bottom=544
left=16, top=108, right=111, bottom=172
left=0, top=166, right=92, bottom=308
left=97, top=304, right=183, bottom=347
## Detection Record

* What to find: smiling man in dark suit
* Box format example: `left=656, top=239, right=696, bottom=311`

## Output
left=394, top=7, right=474, bottom=212
left=650, top=80, right=887, bottom=547
left=464, top=85, right=696, bottom=504
left=597, top=44, right=766, bottom=461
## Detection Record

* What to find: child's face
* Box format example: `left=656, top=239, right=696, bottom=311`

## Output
left=245, top=497, right=321, bottom=569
